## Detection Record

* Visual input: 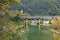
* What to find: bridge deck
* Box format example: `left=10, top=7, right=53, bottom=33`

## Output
left=21, top=16, right=60, bottom=19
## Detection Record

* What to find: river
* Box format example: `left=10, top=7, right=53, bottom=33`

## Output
left=25, top=25, right=53, bottom=40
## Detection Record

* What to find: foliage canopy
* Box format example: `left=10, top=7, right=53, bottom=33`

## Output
left=0, top=0, right=21, bottom=10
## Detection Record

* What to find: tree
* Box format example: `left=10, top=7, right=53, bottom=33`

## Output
left=52, top=17, right=60, bottom=30
left=11, top=14, right=20, bottom=22
left=0, top=0, right=21, bottom=10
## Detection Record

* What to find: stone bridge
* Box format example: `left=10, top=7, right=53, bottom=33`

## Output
left=21, top=16, right=60, bottom=30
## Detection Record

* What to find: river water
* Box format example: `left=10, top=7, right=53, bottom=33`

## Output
left=25, top=25, right=53, bottom=40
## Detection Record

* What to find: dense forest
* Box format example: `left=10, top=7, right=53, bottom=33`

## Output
left=9, top=0, right=60, bottom=16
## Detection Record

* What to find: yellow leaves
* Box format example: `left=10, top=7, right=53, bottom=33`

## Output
left=0, top=0, right=21, bottom=10
left=52, top=19, right=57, bottom=26
left=2, top=4, right=9, bottom=10
left=52, top=18, right=60, bottom=26
left=1, top=2, right=10, bottom=10
left=15, top=10, right=20, bottom=14
left=13, top=0, right=21, bottom=2
left=2, top=0, right=8, bottom=1
left=53, top=32, right=58, bottom=40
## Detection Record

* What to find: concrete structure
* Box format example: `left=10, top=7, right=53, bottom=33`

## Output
left=21, top=16, right=60, bottom=30
left=21, top=16, right=60, bottom=19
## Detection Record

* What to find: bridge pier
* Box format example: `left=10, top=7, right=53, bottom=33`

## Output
left=24, top=18, right=30, bottom=32
left=38, top=18, right=40, bottom=30
left=25, top=19, right=29, bottom=28
left=24, top=18, right=29, bottom=29
left=40, top=18, right=43, bottom=30
left=24, top=18, right=44, bottom=30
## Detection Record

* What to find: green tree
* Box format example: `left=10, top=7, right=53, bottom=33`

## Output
left=10, top=14, right=21, bottom=22
left=0, top=0, right=21, bottom=10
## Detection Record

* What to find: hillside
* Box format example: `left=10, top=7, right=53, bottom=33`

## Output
left=9, top=0, right=60, bottom=16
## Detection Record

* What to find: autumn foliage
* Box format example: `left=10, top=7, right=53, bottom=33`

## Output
left=52, top=18, right=60, bottom=29
left=53, top=18, right=60, bottom=26
left=0, top=0, right=21, bottom=10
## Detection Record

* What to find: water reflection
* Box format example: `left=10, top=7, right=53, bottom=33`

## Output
left=24, top=25, right=53, bottom=40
